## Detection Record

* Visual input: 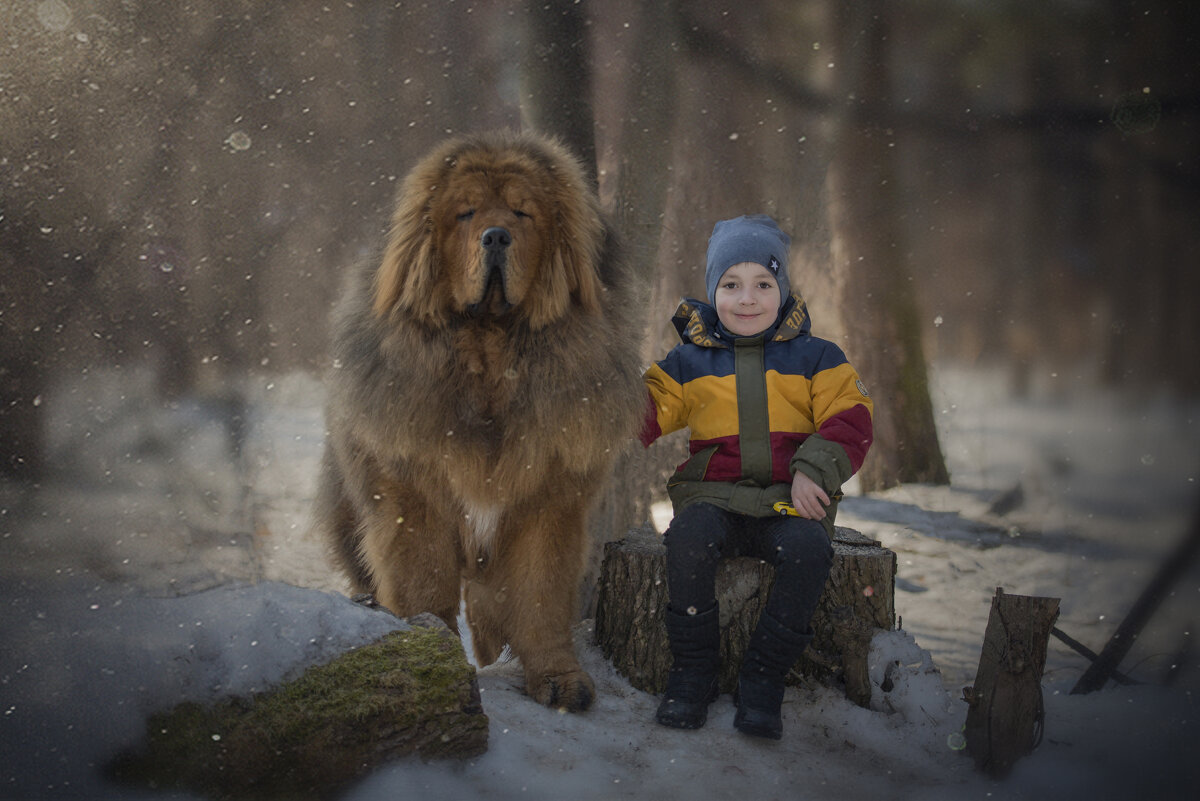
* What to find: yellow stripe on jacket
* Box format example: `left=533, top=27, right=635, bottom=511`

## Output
left=644, top=361, right=870, bottom=443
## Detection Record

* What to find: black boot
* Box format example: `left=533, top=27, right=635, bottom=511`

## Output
left=734, top=612, right=812, bottom=740
left=655, top=604, right=720, bottom=729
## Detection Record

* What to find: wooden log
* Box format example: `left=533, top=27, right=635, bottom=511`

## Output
left=963, top=588, right=1060, bottom=778
left=593, top=523, right=896, bottom=707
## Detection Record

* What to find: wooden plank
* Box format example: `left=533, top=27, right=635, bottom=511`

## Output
left=963, top=588, right=1060, bottom=778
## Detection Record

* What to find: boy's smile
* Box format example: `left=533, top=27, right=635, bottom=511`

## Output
left=714, top=262, right=782, bottom=337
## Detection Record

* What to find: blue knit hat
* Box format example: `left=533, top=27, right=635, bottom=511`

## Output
left=704, top=214, right=791, bottom=304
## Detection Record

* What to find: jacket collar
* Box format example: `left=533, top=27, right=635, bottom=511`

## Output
left=670, top=292, right=811, bottom=349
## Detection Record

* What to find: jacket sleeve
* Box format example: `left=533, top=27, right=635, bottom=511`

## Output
left=640, top=360, right=688, bottom=447
left=790, top=356, right=873, bottom=491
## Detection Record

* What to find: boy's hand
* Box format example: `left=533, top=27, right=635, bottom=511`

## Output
left=790, top=472, right=830, bottom=520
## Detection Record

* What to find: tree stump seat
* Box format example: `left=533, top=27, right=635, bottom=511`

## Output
left=593, top=523, right=897, bottom=707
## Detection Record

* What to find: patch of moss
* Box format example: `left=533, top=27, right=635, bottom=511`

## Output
left=109, top=626, right=488, bottom=801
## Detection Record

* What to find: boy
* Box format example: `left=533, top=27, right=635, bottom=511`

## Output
left=640, top=214, right=873, bottom=739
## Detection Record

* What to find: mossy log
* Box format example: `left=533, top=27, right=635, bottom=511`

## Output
left=593, top=524, right=896, bottom=707
left=109, top=614, right=487, bottom=801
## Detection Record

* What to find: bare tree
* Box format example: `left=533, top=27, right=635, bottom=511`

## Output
left=517, top=0, right=679, bottom=611
left=826, top=0, right=949, bottom=489
left=519, top=0, right=597, bottom=180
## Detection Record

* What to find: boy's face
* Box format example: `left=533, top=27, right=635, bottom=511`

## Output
left=713, top=261, right=781, bottom=337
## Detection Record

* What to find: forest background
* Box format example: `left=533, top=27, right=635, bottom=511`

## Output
left=3, top=0, right=1198, bottom=543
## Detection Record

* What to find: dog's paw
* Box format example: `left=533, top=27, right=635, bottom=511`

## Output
left=528, top=669, right=596, bottom=713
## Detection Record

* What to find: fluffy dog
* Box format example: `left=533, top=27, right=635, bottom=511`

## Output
left=314, top=131, right=644, bottom=711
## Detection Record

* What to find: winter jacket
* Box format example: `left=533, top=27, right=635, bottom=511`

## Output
left=640, top=292, right=873, bottom=536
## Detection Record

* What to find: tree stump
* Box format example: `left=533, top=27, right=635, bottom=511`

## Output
left=593, top=523, right=896, bottom=707
left=963, top=588, right=1060, bottom=778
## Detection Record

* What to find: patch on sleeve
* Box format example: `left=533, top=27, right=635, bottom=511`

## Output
left=856, top=379, right=870, bottom=398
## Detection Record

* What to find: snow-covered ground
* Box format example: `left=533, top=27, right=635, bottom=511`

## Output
left=2, top=364, right=1198, bottom=800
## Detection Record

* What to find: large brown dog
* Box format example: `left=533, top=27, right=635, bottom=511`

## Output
left=314, top=131, right=644, bottom=712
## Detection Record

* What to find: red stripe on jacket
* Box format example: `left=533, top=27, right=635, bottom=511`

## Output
left=819, top=403, right=873, bottom=473
left=640, top=390, right=872, bottom=483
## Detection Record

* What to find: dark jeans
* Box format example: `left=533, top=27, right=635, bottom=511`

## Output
left=664, top=502, right=833, bottom=632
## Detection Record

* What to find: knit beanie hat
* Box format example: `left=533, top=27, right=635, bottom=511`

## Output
left=704, top=214, right=791, bottom=304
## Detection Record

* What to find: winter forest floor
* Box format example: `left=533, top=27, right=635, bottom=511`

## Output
left=1, top=363, right=1199, bottom=800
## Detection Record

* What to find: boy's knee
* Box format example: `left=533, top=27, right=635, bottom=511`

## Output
left=665, top=502, right=727, bottom=553
left=665, top=502, right=724, bottom=537
left=672, top=501, right=725, bottom=524
left=773, top=519, right=833, bottom=565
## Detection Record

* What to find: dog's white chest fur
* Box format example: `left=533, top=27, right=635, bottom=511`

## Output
left=462, top=502, right=502, bottom=559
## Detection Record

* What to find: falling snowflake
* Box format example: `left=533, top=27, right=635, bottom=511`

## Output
left=225, top=131, right=252, bottom=151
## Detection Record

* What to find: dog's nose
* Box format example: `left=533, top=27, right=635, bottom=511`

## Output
left=481, top=227, right=512, bottom=252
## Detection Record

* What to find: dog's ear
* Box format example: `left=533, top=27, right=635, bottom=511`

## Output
left=373, top=186, right=439, bottom=322
left=374, top=141, right=468, bottom=323
left=548, top=155, right=605, bottom=318
left=555, top=211, right=603, bottom=315
left=523, top=136, right=604, bottom=325
left=522, top=204, right=603, bottom=330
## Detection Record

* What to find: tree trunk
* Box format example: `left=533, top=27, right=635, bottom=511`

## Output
left=608, top=0, right=677, bottom=291
left=519, top=0, right=597, bottom=182
left=594, top=524, right=896, bottom=707
left=518, top=1, right=616, bottom=616
left=1096, top=2, right=1200, bottom=393
left=520, top=1, right=683, bottom=617
left=963, top=588, right=1060, bottom=778
left=0, top=353, right=43, bottom=479
left=827, top=0, right=949, bottom=491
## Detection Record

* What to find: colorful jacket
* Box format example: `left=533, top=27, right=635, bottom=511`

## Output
left=640, top=293, right=873, bottom=533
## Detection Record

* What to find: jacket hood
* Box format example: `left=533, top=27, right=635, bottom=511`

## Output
left=670, top=291, right=811, bottom=348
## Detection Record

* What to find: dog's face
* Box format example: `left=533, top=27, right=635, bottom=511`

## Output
left=430, top=163, right=548, bottom=317
left=373, top=133, right=604, bottom=330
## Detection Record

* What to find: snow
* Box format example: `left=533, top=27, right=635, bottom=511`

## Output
left=2, top=364, right=1198, bottom=800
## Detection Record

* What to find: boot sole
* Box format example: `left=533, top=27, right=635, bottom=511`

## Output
left=656, top=711, right=709, bottom=729
left=733, top=708, right=782, bottom=740
left=655, top=682, right=718, bottom=729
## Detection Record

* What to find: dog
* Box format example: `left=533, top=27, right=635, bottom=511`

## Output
left=313, top=131, right=644, bottom=711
